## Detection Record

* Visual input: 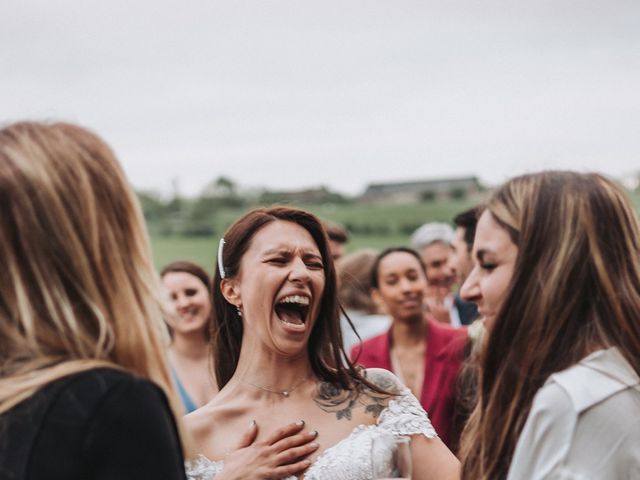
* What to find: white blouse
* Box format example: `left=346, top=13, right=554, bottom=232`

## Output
left=507, top=347, right=640, bottom=479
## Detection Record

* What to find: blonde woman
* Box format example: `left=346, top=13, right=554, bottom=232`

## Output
left=459, top=171, right=640, bottom=479
left=0, top=122, right=317, bottom=480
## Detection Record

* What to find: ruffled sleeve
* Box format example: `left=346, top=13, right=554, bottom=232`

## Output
left=377, top=387, right=438, bottom=438
left=185, top=455, right=224, bottom=480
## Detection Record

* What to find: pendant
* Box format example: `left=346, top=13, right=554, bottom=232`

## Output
left=282, top=391, right=290, bottom=397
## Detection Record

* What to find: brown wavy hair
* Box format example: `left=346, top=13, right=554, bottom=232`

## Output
left=212, top=206, right=379, bottom=393
left=459, top=171, right=640, bottom=479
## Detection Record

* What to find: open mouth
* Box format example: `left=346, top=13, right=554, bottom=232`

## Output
left=274, top=295, right=310, bottom=328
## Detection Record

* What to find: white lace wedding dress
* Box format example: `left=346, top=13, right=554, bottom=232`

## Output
left=185, top=388, right=437, bottom=480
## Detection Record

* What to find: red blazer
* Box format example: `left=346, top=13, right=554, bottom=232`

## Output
left=351, top=319, right=467, bottom=451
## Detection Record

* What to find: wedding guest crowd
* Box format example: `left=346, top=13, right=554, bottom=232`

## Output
left=1, top=119, right=638, bottom=479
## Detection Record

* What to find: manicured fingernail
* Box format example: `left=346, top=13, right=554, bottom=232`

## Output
left=310, top=442, right=319, bottom=448
left=303, top=459, right=312, bottom=465
left=296, top=419, right=305, bottom=426
left=249, top=419, right=256, bottom=428
left=309, top=430, right=318, bottom=437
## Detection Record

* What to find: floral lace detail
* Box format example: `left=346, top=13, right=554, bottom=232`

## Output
left=185, top=388, right=436, bottom=480
left=185, top=454, right=225, bottom=480
left=377, top=387, right=437, bottom=438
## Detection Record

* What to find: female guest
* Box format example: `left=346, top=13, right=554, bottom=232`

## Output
left=336, top=249, right=390, bottom=352
left=185, top=207, right=460, bottom=479
left=459, top=171, right=640, bottom=479
left=351, top=247, right=468, bottom=452
left=0, top=121, right=188, bottom=479
left=0, top=122, right=319, bottom=480
left=162, top=261, right=218, bottom=412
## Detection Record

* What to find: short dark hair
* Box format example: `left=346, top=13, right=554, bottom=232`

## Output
left=370, top=247, right=426, bottom=289
left=453, top=207, right=481, bottom=252
left=323, top=221, right=350, bottom=244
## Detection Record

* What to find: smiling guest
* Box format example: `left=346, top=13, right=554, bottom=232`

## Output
left=351, top=247, right=468, bottom=452
left=184, top=208, right=460, bottom=479
left=161, top=261, right=218, bottom=413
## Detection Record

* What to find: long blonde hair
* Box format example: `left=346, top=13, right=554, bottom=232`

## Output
left=460, top=171, right=640, bottom=479
left=0, top=122, right=183, bottom=438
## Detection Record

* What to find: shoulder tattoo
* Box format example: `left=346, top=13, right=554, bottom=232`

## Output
left=313, top=381, right=359, bottom=420
left=313, top=373, right=398, bottom=421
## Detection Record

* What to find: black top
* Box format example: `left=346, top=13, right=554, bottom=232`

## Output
left=454, top=294, right=479, bottom=326
left=0, top=368, right=187, bottom=480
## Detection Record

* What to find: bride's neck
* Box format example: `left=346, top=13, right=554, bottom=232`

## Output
left=231, top=345, right=312, bottom=392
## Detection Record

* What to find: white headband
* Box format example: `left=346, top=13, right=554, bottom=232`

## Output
left=217, top=238, right=226, bottom=279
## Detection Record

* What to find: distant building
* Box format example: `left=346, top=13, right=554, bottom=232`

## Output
left=359, top=176, right=482, bottom=203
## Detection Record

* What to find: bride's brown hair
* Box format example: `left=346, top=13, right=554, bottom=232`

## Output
left=460, top=171, right=640, bottom=479
left=212, top=206, right=380, bottom=393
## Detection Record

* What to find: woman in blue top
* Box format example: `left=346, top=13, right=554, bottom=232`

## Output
left=162, top=261, right=218, bottom=413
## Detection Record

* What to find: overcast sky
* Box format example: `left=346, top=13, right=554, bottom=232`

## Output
left=2, top=0, right=639, bottom=196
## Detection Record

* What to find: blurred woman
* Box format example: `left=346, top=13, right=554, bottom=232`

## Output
left=0, top=121, right=187, bottom=479
left=460, top=171, right=640, bottom=479
left=185, top=207, right=460, bottom=479
left=351, top=247, right=468, bottom=452
left=336, top=249, right=390, bottom=352
left=161, top=261, right=218, bottom=412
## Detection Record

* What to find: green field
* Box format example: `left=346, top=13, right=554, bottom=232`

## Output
left=151, top=232, right=414, bottom=272
left=150, top=190, right=640, bottom=272
left=149, top=198, right=478, bottom=271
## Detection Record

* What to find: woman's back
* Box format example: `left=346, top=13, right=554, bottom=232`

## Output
left=0, top=368, right=186, bottom=480
left=0, top=121, right=187, bottom=479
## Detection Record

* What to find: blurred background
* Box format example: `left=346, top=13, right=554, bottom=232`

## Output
left=3, top=0, right=639, bottom=269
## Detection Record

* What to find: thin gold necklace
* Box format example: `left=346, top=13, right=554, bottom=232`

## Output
left=243, top=375, right=309, bottom=398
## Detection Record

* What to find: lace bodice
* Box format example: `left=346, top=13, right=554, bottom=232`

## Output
left=185, top=388, right=436, bottom=480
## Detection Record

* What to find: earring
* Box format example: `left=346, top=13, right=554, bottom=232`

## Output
left=236, top=306, right=243, bottom=318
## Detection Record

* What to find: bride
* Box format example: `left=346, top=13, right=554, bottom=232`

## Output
left=185, top=207, right=459, bottom=479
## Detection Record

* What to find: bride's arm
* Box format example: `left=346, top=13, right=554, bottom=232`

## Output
left=365, top=368, right=460, bottom=480
left=411, top=434, right=460, bottom=480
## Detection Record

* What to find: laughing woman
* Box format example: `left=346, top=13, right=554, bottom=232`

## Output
left=184, top=207, right=459, bottom=479
left=459, top=171, right=640, bottom=479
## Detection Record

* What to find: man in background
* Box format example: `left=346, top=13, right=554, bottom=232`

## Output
left=450, top=208, right=479, bottom=285
left=323, top=221, right=350, bottom=261
left=449, top=208, right=480, bottom=325
left=410, top=221, right=475, bottom=326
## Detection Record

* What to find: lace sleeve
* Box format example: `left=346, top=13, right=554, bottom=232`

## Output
left=185, top=455, right=224, bottom=480
left=377, top=388, right=438, bottom=438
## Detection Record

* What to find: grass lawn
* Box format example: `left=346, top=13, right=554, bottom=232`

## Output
left=150, top=232, right=412, bottom=272
left=149, top=190, right=640, bottom=272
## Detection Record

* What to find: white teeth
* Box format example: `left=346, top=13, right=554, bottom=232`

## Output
left=279, top=295, right=310, bottom=306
